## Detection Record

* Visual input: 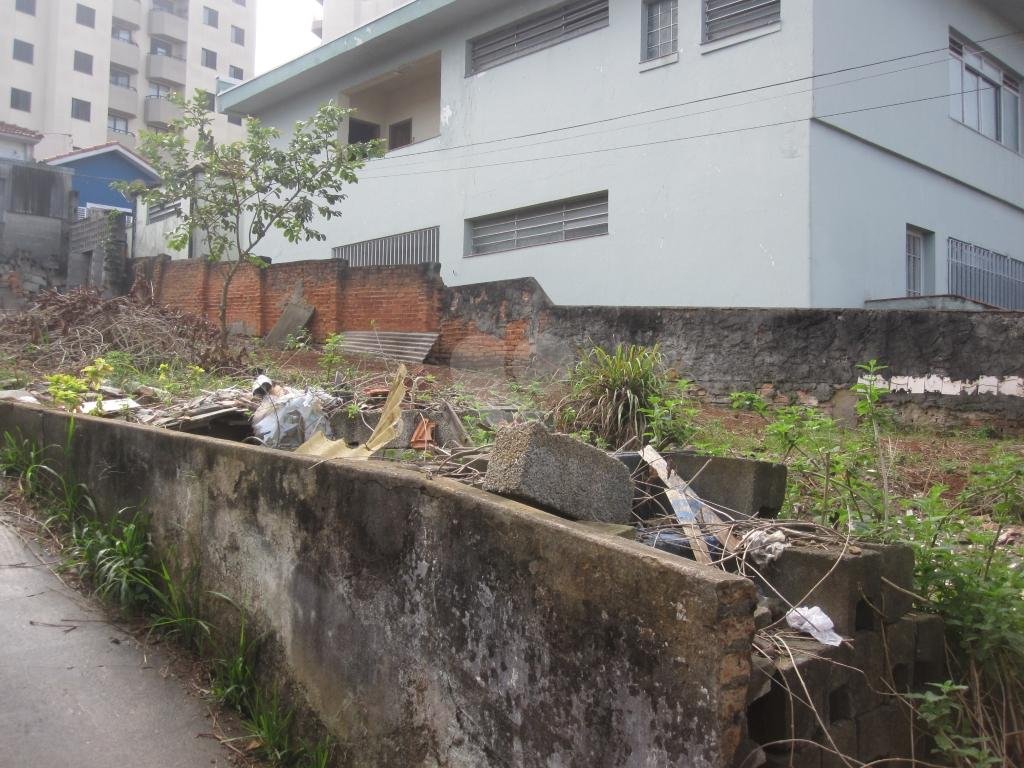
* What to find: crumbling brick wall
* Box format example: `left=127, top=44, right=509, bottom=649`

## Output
left=136, top=258, right=1024, bottom=425
left=132, top=256, right=444, bottom=339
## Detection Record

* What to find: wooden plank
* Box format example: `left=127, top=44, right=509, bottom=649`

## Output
left=640, top=446, right=712, bottom=565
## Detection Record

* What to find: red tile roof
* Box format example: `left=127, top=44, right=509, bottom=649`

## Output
left=0, top=121, right=43, bottom=142
left=42, top=141, right=123, bottom=163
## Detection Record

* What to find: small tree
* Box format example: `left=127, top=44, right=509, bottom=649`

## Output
left=118, top=91, right=381, bottom=345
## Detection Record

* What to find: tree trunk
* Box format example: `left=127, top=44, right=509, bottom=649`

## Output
left=218, top=259, right=241, bottom=349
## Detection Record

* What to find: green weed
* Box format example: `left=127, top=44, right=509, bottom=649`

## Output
left=147, top=560, right=212, bottom=652
left=211, top=616, right=258, bottom=712
left=245, top=687, right=296, bottom=765
left=319, top=334, right=346, bottom=376
left=556, top=344, right=667, bottom=449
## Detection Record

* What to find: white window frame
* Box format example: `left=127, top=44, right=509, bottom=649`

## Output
left=906, top=228, right=924, bottom=297
left=642, top=0, right=678, bottom=63
left=949, top=35, right=1021, bottom=153
left=107, top=114, right=129, bottom=134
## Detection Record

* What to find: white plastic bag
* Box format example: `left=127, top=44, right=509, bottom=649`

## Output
left=252, top=389, right=330, bottom=450
left=785, top=605, right=843, bottom=646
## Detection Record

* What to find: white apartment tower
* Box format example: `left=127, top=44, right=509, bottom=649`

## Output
left=313, top=0, right=411, bottom=43
left=1, top=0, right=256, bottom=159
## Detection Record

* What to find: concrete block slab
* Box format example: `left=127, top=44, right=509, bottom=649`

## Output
left=758, top=546, right=883, bottom=637
left=664, top=452, right=788, bottom=518
left=484, top=422, right=634, bottom=524
left=860, top=542, right=916, bottom=623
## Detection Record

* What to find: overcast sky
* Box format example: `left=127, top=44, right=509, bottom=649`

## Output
left=255, top=0, right=323, bottom=75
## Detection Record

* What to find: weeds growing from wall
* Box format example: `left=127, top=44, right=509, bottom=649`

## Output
left=0, top=424, right=337, bottom=767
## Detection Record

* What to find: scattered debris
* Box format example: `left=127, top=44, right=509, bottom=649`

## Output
left=296, top=365, right=408, bottom=461
left=0, top=288, right=245, bottom=375
left=80, top=398, right=141, bottom=417
left=785, top=605, right=844, bottom=646
left=0, top=390, right=40, bottom=405
left=739, top=529, right=787, bottom=567
left=337, top=331, right=439, bottom=364
left=410, top=416, right=436, bottom=450
left=252, top=388, right=332, bottom=450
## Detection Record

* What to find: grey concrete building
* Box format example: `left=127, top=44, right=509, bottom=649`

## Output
left=222, top=0, right=1024, bottom=310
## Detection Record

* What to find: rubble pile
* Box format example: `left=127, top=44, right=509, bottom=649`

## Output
left=0, top=288, right=245, bottom=374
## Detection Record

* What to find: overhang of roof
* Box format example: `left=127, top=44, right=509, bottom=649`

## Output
left=221, top=0, right=504, bottom=115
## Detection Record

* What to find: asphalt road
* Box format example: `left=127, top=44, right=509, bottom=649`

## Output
left=0, top=513, right=235, bottom=768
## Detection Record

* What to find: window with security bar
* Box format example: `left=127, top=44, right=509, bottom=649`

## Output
left=467, top=0, right=609, bottom=74
left=469, top=193, right=609, bottom=256
left=703, top=0, right=781, bottom=44
left=948, top=238, right=1024, bottom=310
left=644, top=0, right=678, bottom=61
left=906, top=229, right=924, bottom=297
left=948, top=36, right=1021, bottom=153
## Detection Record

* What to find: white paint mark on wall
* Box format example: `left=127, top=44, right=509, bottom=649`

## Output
left=860, top=375, right=1024, bottom=398
left=441, top=104, right=453, bottom=126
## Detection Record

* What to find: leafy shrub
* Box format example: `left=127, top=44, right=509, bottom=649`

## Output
left=46, top=374, right=89, bottom=410
left=639, top=380, right=699, bottom=450
left=319, top=333, right=346, bottom=375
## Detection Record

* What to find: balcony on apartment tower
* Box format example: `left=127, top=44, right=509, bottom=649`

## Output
left=343, top=52, right=441, bottom=153
left=149, top=1, right=189, bottom=41
left=112, top=0, right=142, bottom=27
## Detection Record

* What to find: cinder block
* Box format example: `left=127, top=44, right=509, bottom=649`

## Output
left=908, top=613, right=946, bottom=689
left=849, top=630, right=887, bottom=713
left=820, top=717, right=857, bottom=768
left=483, top=422, right=634, bottom=524
left=856, top=704, right=913, bottom=762
left=664, top=452, right=789, bottom=518
left=859, top=542, right=916, bottom=623
left=758, top=547, right=883, bottom=637
left=614, top=451, right=788, bottom=519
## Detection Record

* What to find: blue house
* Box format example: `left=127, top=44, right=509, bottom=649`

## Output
left=44, top=142, right=160, bottom=214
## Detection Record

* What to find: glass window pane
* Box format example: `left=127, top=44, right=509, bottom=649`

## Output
left=964, top=71, right=980, bottom=129
left=980, top=77, right=998, bottom=139
left=949, top=58, right=963, bottom=121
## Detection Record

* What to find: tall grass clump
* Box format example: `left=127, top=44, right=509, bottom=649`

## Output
left=555, top=344, right=669, bottom=449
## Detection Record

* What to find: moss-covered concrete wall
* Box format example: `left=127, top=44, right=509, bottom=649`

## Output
left=0, top=403, right=757, bottom=768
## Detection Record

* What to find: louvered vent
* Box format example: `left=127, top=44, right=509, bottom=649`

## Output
left=470, top=193, right=609, bottom=256
left=333, top=226, right=439, bottom=267
left=468, top=0, right=609, bottom=74
left=703, top=0, right=781, bottom=43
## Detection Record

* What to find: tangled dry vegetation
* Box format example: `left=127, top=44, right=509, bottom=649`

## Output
left=0, top=289, right=247, bottom=376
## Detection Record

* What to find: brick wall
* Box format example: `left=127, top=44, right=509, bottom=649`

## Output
left=133, top=256, right=444, bottom=340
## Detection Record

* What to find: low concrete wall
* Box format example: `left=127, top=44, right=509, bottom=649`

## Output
left=0, top=403, right=756, bottom=768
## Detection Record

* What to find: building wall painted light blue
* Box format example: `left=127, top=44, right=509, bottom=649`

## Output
left=218, top=0, right=1024, bottom=309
